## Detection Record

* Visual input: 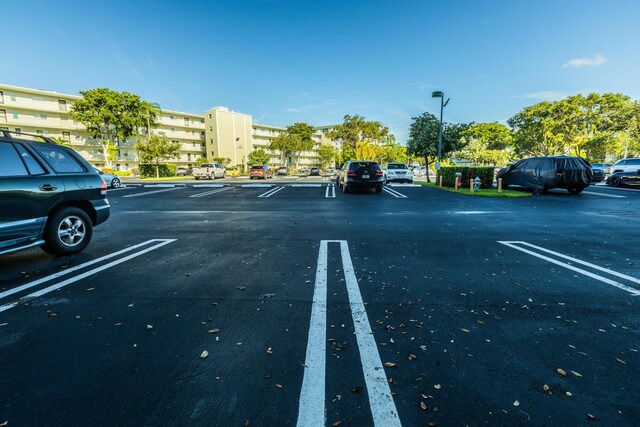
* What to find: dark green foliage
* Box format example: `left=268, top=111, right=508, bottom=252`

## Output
left=139, top=163, right=177, bottom=178
left=438, top=166, right=495, bottom=189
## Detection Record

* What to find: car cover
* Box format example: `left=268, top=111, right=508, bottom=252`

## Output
left=496, top=156, right=592, bottom=192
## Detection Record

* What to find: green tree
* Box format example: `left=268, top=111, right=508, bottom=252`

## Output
left=327, top=114, right=390, bottom=160
left=135, top=134, right=181, bottom=178
left=317, top=143, right=338, bottom=168
left=212, top=157, right=232, bottom=167
left=406, top=112, right=465, bottom=181
left=70, top=88, right=146, bottom=168
left=287, top=122, right=315, bottom=169
left=455, top=122, right=513, bottom=166
left=140, top=100, right=162, bottom=137
left=248, top=149, right=271, bottom=165
left=194, top=156, right=208, bottom=166
left=268, top=132, right=300, bottom=166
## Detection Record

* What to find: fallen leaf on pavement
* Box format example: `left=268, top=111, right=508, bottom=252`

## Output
left=571, top=370, right=582, bottom=377
left=408, top=354, right=417, bottom=360
left=352, top=386, right=363, bottom=392
left=557, top=368, right=567, bottom=376
left=616, top=358, right=626, bottom=365
left=86, top=287, right=95, bottom=291
left=543, top=384, right=549, bottom=391
left=434, top=384, right=441, bottom=389
left=384, top=362, right=397, bottom=368
left=275, top=384, right=283, bottom=388
left=587, top=413, right=597, bottom=420
left=266, top=347, right=273, bottom=355
left=208, top=328, right=220, bottom=334
left=513, top=400, right=520, bottom=407
left=566, top=391, right=572, bottom=397
left=235, top=286, right=246, bottom=290
left=146, top=324, right=153, bottom=330
left=420, top=401, right=428, bottom=411
left=200, top=350, right=209, bottom=359
left=461, top=328, right=470, bottom=333
left=332, top=421, right=342, bottom=427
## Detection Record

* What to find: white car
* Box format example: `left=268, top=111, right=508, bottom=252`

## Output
left=609, top=158, right=640, bottom=174
left=94, top=168, right=122, bottom=188
left=411, top=165, right=426, bottom=177
left=384, top=162, right=413, bottom=184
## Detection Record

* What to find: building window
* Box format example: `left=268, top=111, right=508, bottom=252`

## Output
left=15, top=128, right=21, bottom=133
left=12, top=111, right=18, bottom=119
left=10, top=95, right=16, bottom=101
left=209, top=114, right=212, bottom=119
left=36, top=130, right=44, bottom=135
left=184, top=117, right=189, bottom=126
left=170, top=115, right=175, bottom=120
left=58, top=100, right=67, bottom=112
left=35, top=113, right=48, bottom=120
left=0, top=109, right=6, bottom=122
left=0, top=91, right=3, bottom=104
left=62, top=131, right=71, bottom=142
left=171, top=128, right=175, bottom=131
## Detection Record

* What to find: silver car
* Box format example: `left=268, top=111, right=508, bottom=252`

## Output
left=609, top=158, right=640, bottom=174
left=94, top=168, right=122, bottom=188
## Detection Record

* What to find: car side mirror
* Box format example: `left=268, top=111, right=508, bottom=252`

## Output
left=636, top=169, right=640, bottom=174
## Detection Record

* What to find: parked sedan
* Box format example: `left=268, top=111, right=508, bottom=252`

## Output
left=606, top=169, right=640, bottom=187
left=276, top=167, right=290, bottom=176
left=337, top=160, right=384, bottom=193
left=591, top=167, right=605, bottom=182
left=384, top=162, right=413, bottom=184
left=95, top=168, right=122, bottom=188
left=310, top=167, right=320, bottom=176
left=590, top=163, right=611, bottom=175
left=250, top=165, right=273, bottom=179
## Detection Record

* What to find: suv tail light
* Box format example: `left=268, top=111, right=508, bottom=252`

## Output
left=376, top=169, right=383, bottom=176
left=347, top=170, right=356, bottom=176
left=100, top=179, right=107, bottom=194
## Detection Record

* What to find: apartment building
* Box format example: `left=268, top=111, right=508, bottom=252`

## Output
left=1, top=83, right=336, bottom=171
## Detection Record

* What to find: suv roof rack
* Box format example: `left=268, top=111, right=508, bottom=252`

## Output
left=0, top=130, right=57, bottom=144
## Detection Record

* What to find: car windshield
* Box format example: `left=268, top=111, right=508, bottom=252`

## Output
left=387, top=163, right=407, bottom=169
left=349, top=162, right=377, bottom=170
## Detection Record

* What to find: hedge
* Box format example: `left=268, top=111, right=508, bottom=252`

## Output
left=139, top=163, right=178, bottom=178
left=437, top=166, right=495, bottom=189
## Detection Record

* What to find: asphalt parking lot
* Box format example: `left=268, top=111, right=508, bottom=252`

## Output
left=1, top=178, right=639, bottom=426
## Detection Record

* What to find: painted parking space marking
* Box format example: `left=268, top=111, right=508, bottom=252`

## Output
left=0, top=239, right=176, bottom=313
left=242, top=183, right=274, bottom=188
left=325, top=183, right=335, bottom=198
left=297, top=240, right=401, bottom=427
left=193, top=184, right=226, bottom=188
left=290, top=184, right=323, bottom=188
left=498, top=241, right=640, bottom=296
left=382, top=187, right=407, bottom=198
left=189, top=187, right=235, bottom=198
left=123, top=187, right=184, bottom=198
left=582, top=191, right=626, bottom=198
left=258, top=186, right=285, bottom=198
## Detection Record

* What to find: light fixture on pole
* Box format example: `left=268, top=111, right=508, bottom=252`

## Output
left=431, top=91, right=450, bottom=171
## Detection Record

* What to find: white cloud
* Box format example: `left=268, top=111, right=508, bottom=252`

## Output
left=408, top=82, right=431, bottom=91
left=563, top=54, right=607, bottom=68
left=519, top=91, right=574, bottom=101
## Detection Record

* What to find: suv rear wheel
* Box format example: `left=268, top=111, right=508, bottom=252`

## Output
left=42, top=207, right=93, bottom=256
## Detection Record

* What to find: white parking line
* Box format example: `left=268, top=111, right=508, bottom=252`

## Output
left=258, top=186, right=285, bottom=198
left=297, top=241, right=401, bottom=427
left=498, top=241, right=640, bottom=296
left=297, top=241, right=328, bottom=427
left=382, top=187, right=407, bottom=198
left=582, top=191, right=626, bottom=198
left=123, top=187, right=184, bottom=198
left=193, top=184, right=226, bottom=188
left=325, top=184, right=335, bottom=198
left=0, top=239, right=177, bottom=312
left=242, top=183, right=273, bottom=188
left=290, top=184, right=323, bottom=188
left=340, top=241, right=401, bottom=425
left=189, top=187, right=234, bottom=198
left=0, top=239, right=168, bottom=300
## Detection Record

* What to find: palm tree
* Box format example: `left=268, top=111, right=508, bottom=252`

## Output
left=141, top=101, right=162, bottom=137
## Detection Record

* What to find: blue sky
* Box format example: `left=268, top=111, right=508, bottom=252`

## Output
left=3, top=0, right=639, bottom=143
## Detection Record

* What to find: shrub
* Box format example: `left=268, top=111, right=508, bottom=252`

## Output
left=100, top=168, right=115, bottom=174
left=114, top=170, right=133, bottom=177
left=437, top=166, right=495, bottom=189
left=139, top=163, right=178, bottom=178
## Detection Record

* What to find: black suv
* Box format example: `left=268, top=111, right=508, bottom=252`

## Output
left=336, top=160, right=384, bottom=193
left=0, top=131, right=110, bottom=256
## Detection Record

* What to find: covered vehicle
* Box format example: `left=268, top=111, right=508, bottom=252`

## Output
left=496, top=156, right=592, bottom=194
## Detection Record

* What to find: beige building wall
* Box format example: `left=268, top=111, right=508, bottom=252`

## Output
left=204, top=107, right=252, bottom=167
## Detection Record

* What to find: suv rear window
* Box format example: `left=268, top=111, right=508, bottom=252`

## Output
left=628, top=159, right=640, bottom=165
left=251, top=166, right=263, bottom=170
left=31, top=144, right=85, bottom=173
left=349, top=162, right=378, bottom=170
left=0, top=142, right=28, bottom=176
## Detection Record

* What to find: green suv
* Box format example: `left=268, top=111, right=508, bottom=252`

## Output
left=0, top=131, right=110, bottom=256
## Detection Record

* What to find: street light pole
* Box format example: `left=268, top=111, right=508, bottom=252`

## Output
left=432, top=91, right=450, bottom=171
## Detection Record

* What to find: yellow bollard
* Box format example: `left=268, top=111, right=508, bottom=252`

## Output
left=439, top=175, right=443, bottom=188
left=498, top=178, right=502, bottom=193
left=455, top=178, right=458, bottom=190
left=470, top=179, right=474, bottom=193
